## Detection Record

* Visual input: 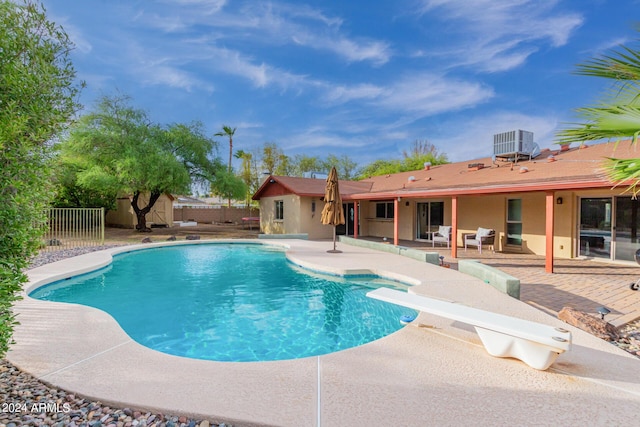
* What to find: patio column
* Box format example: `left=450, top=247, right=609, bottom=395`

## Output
left=394, top=198, right=399, bottom=246
left=451, top=196, right=458, bottom=258
left=545, top=191, right=555, bottom=273
left=353, top=202, right=359, bottom=239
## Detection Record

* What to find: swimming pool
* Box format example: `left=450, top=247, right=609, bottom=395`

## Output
left=31, top=243, right=415, bottom=362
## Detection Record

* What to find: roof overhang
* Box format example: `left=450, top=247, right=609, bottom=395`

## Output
left=349, top=178, right=615, bottom=200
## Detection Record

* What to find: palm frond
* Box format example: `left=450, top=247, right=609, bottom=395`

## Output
left=556, top=104, right=640, bottom=144
left=605, top=157, right=640, bottom=198
left=575, top=45, right=640, bottom=81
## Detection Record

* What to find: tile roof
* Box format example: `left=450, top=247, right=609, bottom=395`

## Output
left=353, top=141, right=640, bottom=199
left=252, top=141, right=640, bottom=201
left=252, top=175, right=372, bottom=199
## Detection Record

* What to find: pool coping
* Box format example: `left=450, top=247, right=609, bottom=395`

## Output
left=9, top=239, right=640, bottom=426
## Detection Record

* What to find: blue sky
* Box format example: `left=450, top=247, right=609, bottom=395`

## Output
left=44, top=0, right=639, bottom=168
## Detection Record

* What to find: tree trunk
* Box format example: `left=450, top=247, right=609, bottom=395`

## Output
left=228, top=136, right=233, bottom=208
left=131, top=190, right=162, bottom=232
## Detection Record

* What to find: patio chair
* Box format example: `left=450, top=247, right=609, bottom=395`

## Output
left=464, top=227, right=495, bottom=253
left=432, top=225, right=452, bottom=248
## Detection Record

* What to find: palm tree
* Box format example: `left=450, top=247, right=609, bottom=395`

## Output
left=215, top=125, right=237, bottom=174
left=557, top=30, right=640, bottom=195
left=215, top=125, right=237, bottom=207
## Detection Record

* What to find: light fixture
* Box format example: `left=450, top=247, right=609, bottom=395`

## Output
left=397, top=197, right=402, bottom=201
left=556, top=197, right=563, bottom=205
left=596, top=306, right=610, bottom=320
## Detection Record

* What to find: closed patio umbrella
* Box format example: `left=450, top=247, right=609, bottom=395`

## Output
left=321, top=166, right=345, bottom=253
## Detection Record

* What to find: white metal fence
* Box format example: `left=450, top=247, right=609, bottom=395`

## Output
left=43, top=208, right=105, bottom=251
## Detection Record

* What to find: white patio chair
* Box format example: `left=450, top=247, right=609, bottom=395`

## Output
left=432, top=225, right=451, bottom=248
left=464, top=227, right=495, bottom=253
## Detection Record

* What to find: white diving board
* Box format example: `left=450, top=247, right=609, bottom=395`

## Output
left=367, top=288, right=571, bottom=370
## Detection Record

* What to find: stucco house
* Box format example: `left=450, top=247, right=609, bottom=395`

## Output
left=253, top=140, right=640, bottom=272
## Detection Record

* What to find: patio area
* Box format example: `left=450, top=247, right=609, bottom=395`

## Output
left=8, top=238, right=640, bottom=426
left=363, top=237, right=640, bottom=327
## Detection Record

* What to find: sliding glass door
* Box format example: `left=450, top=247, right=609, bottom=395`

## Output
left=579, top=198, right=612, bottom=258
left=416, top=202, right=444, bottom=240
left=614, top=197, right=640, bottom=261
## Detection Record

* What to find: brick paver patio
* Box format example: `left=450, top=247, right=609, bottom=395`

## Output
left=371, top=239, right=640, bottom=327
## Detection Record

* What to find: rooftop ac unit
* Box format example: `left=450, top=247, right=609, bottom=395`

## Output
left=493, top=130, right=534, bottom=157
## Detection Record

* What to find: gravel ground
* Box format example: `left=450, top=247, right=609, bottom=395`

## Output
left=2, top=243, right=638, bottom=427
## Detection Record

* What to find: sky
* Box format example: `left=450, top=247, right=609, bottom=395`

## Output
left=43, top=0, right=640, bottom=169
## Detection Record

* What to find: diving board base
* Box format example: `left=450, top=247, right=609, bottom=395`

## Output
left=367, top=288, right=571, bottom=370
left=474, top=326, right=563, bottom=371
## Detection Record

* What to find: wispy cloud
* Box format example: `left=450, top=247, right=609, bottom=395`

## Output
left=375, top=73, right=494, bottom=115
left=416, top=0, right=583, bottom=72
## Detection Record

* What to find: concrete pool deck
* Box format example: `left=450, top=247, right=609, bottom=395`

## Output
left=8, top=239, right=640, bottom=426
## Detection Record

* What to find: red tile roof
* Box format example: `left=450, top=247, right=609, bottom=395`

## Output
left=253, top=141, right=640, bottom=200
left=353, top=141, right=640, bottom=199
left=252, top=175, right=372, bottom=200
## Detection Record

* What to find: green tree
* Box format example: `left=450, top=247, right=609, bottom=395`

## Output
left=209, top=170, right=248, bottom=206
left=0, top=0, right=81, bottom=357
left=357, top=159, right=404, bottom=178
left=557, top=29, right=640, bottom=195
left=235, top=149, right=258, bottom=207
left=293, top=154, right=322, bottom=176
left=260, top=142, right=289, bottom=174
left=215, top=125, right=237, bottom=207
left=322, top=154, right=358, bottom=180
left=356, top=140, right=448, bottom=179
left=52, top=158, right=117, bottom=211
left=59, top=95, right=224, bottom=231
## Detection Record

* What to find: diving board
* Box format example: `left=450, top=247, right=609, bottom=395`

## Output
left=367, top=288, right=571, bottom=370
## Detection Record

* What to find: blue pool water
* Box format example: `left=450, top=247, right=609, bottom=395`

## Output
left=31, top=243, right=415, bottom=362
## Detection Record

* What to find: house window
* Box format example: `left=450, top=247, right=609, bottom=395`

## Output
left=376, top=201, right=394, bottom=219
left=506, top=198, right=522, bottom=245
left=275, top=200, right=284, bottom=220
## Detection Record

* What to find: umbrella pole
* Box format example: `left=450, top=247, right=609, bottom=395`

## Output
left=333, top=226, right=336, bottom=251
left=327, top=225, right=342, bottom=253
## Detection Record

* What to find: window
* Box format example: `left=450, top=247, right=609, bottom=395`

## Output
left=506, top=198, right=522, bottom=245
left=375, top=201, right=394, bottom=219
left=275, top=200, right=284, bottom=220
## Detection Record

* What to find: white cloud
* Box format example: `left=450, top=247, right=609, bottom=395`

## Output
left=417, top=0, right=583, bottom=72
left=323, top=83, right=385, bottom=104
left=375, top=73, right=494, bottom=115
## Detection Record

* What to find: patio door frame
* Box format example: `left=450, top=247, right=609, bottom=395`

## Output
left=416, top=201, right=444, bottom=241
left=576, top=196, right=640, bottom=261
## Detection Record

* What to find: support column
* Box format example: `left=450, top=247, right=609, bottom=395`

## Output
left=451, top=196, right=458, bottom=258
left=545, top=191, right=555, bottom=273
left=394, top=198, right=399, bottom=246
left=353, top=202, right=359, bottom=239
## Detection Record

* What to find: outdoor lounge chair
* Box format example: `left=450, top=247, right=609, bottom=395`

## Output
left=432, top=225, right=451, bottom=248
left=464, top=227, right=495, bottom=253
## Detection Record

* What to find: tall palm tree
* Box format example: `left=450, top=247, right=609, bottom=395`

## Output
left=557, top=30, right=640, bottom=195
left=215, top=125, right=237, bottom=207
left=215, top=125, right=237, bottom=174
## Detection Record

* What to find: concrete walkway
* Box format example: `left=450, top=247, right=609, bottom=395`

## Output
left=8, top=239, right=640, bottom=426
left=379, top=239, right=640, bottom=327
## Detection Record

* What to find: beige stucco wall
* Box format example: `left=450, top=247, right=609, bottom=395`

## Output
left=259, top=195, right=333, bottom=238
left=298, top=197, right=335, bottom=239
left=258, top=186, right=635, bottom=260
